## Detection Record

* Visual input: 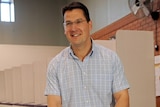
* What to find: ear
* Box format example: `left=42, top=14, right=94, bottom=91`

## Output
left=63, top=26, right=67, bottom=35
left=88, top=20, right=93, bottom=31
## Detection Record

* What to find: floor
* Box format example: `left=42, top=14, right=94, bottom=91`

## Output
left=0, top=105, right=28, bottom=107
left=0, top=104, right=47, bottom=107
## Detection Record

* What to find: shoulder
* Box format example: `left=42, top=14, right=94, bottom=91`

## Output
left=48, top=47, right=70, bottom=68
left=93, top=43, right=121, bottom=64
left=55, top=47, right=70, bottom=59
left=94, top=43, right=117, bottom=56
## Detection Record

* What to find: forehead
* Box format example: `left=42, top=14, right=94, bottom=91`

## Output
left=64, top=9, right=85, bottom=21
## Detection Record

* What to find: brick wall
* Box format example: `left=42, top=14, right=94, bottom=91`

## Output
left=91, top=1, right=160, bottom=55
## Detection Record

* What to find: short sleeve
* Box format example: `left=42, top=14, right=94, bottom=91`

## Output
left=112, top=53, right=130, bottom=93
left=44, top=59, right=60, bottom=96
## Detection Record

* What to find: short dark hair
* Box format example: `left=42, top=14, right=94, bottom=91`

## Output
left=62, top=2, right=91, bottom=22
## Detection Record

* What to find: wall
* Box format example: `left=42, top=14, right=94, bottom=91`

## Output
left=0, top=0, right=130, bottom=45
left=91, top=1, right=160, bottom=55
left=0, top=0, right=68, bottom=46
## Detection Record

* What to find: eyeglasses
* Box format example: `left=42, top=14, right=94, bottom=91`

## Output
left=63, top=19, right=86, bottom=28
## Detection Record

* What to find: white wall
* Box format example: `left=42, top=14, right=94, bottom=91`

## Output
left=107, top=0, right=130, bottom=24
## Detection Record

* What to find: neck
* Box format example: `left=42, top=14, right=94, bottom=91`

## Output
left=71, top=40, right=92, bottom=61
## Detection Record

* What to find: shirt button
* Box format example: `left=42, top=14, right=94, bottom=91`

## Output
left=86, top=100, right=89, bottom=103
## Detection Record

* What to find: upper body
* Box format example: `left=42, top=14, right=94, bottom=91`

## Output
left=45, top=1, right=130, bottom=107
left=45, top=41, right=130, bottom=107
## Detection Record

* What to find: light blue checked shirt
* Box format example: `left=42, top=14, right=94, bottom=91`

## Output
left=45, top=41, right=129, bottom=107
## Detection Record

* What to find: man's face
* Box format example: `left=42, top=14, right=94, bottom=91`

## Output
left=63, top=9, right=92, bottom=47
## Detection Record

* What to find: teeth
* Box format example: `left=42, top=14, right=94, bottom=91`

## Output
left=74, top=34, right=78, bottom=36
left=72, top=34, right=79, bottom=37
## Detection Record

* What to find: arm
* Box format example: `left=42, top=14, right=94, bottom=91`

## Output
left=47, top=95, right=62, bottom=107
left=114, top=89, right=129, bottom=107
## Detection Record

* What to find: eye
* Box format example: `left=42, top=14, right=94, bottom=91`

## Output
left=66, top=22, right=72, bottom=26
left=76, top=20, right=82, bottom=24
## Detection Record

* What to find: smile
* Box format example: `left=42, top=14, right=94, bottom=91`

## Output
left=71, top=34, right=80, bottom=37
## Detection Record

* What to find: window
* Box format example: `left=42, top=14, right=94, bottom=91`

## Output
left=0, top=0, right=15, bottom=22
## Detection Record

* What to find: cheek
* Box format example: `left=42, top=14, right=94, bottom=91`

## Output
left=82, top=26, right=90, bottom=34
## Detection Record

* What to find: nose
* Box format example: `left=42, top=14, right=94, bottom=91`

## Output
left=70, top=22, right=78, bottom=31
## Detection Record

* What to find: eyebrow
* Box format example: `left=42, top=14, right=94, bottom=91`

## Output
left=64, top=18, right=83, bottom=22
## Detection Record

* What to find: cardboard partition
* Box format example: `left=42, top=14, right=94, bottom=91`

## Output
left=12, top=67, right=22, bottom=104
left=33, top=60, right=47, bottom=105
left=21, top=64, right=34, bottom=104
left=116, top=30, right=156, bottom=107
left=4, top=69, right=13, bottom=103
left=0, top=71, right=5, bottom=102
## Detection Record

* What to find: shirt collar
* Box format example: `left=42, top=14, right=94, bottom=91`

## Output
left=69, top=39, right=95, bottom=59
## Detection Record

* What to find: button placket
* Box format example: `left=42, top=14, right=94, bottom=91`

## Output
left=82, top=59, right=91, bottom=106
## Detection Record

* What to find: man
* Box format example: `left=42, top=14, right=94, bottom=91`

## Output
left=45, top=1, right=130, bottom=107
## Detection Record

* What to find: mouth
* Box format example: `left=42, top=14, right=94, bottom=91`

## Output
left=71, top=34, right=80, bottom=37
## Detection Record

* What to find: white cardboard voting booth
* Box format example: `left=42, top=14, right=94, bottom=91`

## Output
left=0, top=71, right=5, bottom=102
left=116, top=30, right=156, bottom=107
left=0, top=45, right=65, bottom=106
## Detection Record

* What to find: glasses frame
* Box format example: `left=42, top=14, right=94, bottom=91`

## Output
left=63, top=19, right=87, bottom=28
